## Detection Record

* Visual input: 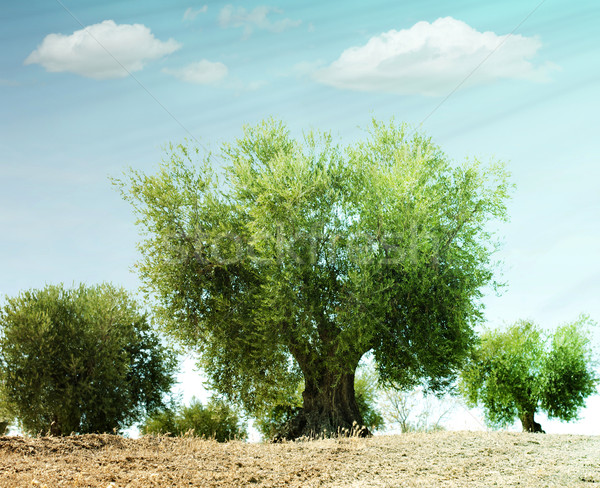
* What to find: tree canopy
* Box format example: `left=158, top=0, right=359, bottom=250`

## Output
left=0, top=283, right=177, bottom=435
left=115, top=118, right=511, bottom=438
left=460, top=316, right=598, bottom=432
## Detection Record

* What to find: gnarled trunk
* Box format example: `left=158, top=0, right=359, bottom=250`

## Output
left=275, top=368, right=369, bottom=440
left=520, top=411, right=545, bottom=433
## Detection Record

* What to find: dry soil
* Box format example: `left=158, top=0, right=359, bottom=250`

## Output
left=0, top=431, right=598, bottom=487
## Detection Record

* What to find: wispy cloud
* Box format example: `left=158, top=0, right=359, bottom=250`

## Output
left=228, top=79, right=267, bottom=95
left=24, top=20, right=181, bottom=80
left=163, top=60, right=228, bottom=84
left=0, top=79, right=20, bottom=87
left=218, top=5, right=301, bottom=38
left=291, top=60, right=326, bottom=77
left=314, top=17, right=557, bottom=96
left=183, top=6, right=208, bottom=21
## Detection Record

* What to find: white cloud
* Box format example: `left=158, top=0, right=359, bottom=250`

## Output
left=183, top=6, right=208, bottom=21
left=163, top=60, right=228, bottom=84
left=24, top=20, right=181, bottom=80
left=218, top=5, right=301, bottom=37
left=314, top=17, right=556, bottom=96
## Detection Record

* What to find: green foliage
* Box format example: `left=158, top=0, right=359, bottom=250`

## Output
left=114, top=118, right=510, bottom=430
left=252, top=381, right=304, bottom=440
left=0, top=284, right=177, bottom=435
left=354, top=367, right=385, bottom=432
left=460, top=316, right=598, bottom=429
left=141, top=396, right=247, bottom=441
left=0, top=386, right=12, bottom=432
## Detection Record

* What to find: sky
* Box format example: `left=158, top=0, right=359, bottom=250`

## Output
left=1, top=0, right=599, bottom=435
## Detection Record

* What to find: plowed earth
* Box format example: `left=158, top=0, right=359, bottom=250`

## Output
left=0, top=431, right=598, bottom=487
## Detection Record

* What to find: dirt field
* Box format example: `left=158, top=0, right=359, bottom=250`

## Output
left=0, top=431, right=598, bottom=487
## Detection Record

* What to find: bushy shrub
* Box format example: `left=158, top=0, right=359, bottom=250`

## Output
left=141, top=397, right=247, bottom=441
left=0, top=283, right=177, bottom=435
left=354, top=369, right=385, bottom=432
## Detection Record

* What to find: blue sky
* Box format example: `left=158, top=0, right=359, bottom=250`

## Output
left=1, top=0, right=599, bottom=434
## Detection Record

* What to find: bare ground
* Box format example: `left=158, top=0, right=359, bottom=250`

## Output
left=0, top=431, right=598, bottom=487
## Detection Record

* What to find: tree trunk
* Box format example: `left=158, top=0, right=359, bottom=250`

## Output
left=275, top=368, right=370, bottom=440
left=520, top=411, right=545, bottom=433
left=49, top=414, right=62, bottom=436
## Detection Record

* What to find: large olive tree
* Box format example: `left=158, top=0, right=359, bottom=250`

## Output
left=116, top=119, right=510, bottom=438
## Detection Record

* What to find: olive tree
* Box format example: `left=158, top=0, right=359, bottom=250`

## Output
left=115, top=119, right=510, bottom=439
left=0, top=283, right=177, bottom=435
left=460, top=316, right=598, bottom=432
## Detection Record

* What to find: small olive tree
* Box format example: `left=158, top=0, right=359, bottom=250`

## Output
left=141, top=396, right=248, bottom=441
left=460, top=316, right=598, bottom=432
left=0, top=283, right=177, bottom=435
